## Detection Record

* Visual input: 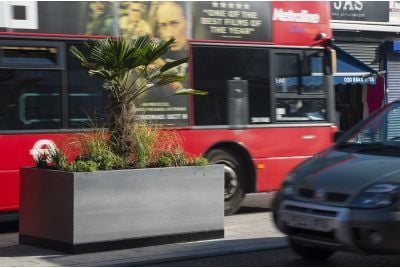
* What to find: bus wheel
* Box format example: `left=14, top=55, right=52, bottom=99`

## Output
left=206, top=149, right=245, bottom=216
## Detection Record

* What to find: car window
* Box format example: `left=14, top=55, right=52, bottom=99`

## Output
left=337, top=103, right=400, bottom=151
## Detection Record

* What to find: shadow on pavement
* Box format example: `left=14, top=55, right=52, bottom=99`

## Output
left=0, top=234, right=287, bottom=266
left=237, top=206, right=271, bottom=214
left=0, top=221, right=18, bottom=233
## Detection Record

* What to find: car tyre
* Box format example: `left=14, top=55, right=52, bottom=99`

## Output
left=289, top=238, right=335, bottom=261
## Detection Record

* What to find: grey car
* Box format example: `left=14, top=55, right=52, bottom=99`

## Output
left=273, top=101, right=400, bottom=260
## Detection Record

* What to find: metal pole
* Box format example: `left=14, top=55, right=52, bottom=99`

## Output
left=325, top=75, right=336, bottom=125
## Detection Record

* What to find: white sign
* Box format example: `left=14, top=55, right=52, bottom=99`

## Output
left=390, top=1, right=400, bottom=24
left=272, top=8, right=320, bottom=24
left=0, top=1, right=38, bottom=29
left=29, top=139, right=57, bottom=161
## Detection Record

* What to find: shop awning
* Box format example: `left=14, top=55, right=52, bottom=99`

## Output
left=333, top=45, right=378, bottom=85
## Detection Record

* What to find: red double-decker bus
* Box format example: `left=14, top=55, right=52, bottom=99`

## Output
left=0, top=1, right=336, bottom=218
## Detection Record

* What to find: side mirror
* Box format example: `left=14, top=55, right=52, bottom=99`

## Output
left=333, top=131, right=345, bottom=143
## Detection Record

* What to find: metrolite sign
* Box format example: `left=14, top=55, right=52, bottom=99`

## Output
left=271, top=1, right=332, bottom=45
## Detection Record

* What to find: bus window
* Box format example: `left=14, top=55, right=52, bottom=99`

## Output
left=273, top=50, right=327, bottom=123
left=302, top=55, right=324, bottom=94
left=193, top=45, right=270, bottom=126
left=0, top=69, right=62, bottom=130
left=302, top=75, right=324, bottom=94
left=245, top=50, right=270, bottom=124
left=274, top=54, right=299, bottom=94
left=193, top=45, right=250, bottom=125
left=66, top=43, right=108, bottom=128
left=1, top=46, right=58, bottom=65
left=275, top=76, right=299, bottom=93
left=0, top=41, right=64, bottom=68
left=276, top=98, right=326, bottom=121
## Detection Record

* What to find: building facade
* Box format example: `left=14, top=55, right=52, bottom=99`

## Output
left=331, top=1, right=400, bottom=130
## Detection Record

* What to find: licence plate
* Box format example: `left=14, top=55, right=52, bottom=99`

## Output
left=283, top=214, right=332, bottom=232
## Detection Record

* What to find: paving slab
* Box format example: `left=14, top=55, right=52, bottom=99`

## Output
left=0, top=211, right=288, bottom=267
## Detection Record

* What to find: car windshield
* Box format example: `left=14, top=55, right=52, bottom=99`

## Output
left=336, top=102, right=400, bottom=151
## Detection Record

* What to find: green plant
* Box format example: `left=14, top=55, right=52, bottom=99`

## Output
left=190, top=156, right=209, bottom=166
left=34, top=153, right=45, bottom=168
left=35, top=123, right=208, bottom=171
left=50, top=149, right=69, bottom=170
left=148, top=127, right=186, bottom=167
left=76, top=130, right=124, bottom=170
left=35, top=36, right=207, bottom=171
left=132, top=120, right=160, bottom=168
left=130, top=119, right=208, bottom=168
left=34, top=149, right=68, bottom=170
left=34, top=152, right=52, bottom=170
left=152, top=151, right=175, bottom=167
left=70, top=36, right=191, bottom=164
left=66, top=160, right=99, bottom=172
left=131, top=120, right=186, bottom=168
left=150, top=150, right=209, bottom=168
left=34, top=130, right=125, bottom=172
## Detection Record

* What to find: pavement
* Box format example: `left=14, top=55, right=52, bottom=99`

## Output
left=0, top=208, right=288, bottom=267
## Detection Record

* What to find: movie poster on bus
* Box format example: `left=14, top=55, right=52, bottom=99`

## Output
left=83, top=1, right=115, bottom=35
left=118, top=1, right=191, bottom=126
left=4, top=1, right=190, bottom=126
left=191, top=1, right=272, bottom=42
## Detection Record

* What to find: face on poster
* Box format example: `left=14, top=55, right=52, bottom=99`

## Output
left=1, top=1, right=192, bottom=126
left=118, top=1, right=190, bottom=126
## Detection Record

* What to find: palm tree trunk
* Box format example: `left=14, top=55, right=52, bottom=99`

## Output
left=108, top=96, right=135, bottom=163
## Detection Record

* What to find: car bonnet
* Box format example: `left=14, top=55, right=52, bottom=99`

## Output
left=293, top=148, right=400, bottom=197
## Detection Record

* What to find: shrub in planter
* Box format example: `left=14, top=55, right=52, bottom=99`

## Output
left=68, top=35, right=205, bottom=165
left=19, top=36, right=223, bottom=254
left=35, top=121, right=209, bottom=172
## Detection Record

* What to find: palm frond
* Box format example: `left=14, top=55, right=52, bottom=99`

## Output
left=143, top=38, right=175, bottom=64
left=133, top=35, right=153, bottom=50
left=70, top=45, right=88, bottom=65
left=160, top=57, right=189, bottom=73
left=71, top=36, right=196, bottom=103
left=152, top=74, right=186, bottom=88
left=175, top=88, right=208, bottom=96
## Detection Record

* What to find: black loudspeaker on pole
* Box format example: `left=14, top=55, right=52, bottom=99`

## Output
left=227, top=78, right=249, bottom=129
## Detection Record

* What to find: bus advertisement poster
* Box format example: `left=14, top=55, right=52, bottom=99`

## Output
left=191, top=2, right=272, bottom=42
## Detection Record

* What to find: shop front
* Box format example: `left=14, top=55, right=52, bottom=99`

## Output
left=383, top=41, right=400, bottom=104
left=333, top=45, right=383, bottom=131
left=330, top=1, right=395, bottom=130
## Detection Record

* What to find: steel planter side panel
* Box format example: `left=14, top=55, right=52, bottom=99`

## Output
left=19, top=168, right=74, bottom=243
left=72, top=166, right=224, bottom=244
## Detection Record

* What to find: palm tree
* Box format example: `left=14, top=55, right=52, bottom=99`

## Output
left=70, top=36, right=189, bottom=164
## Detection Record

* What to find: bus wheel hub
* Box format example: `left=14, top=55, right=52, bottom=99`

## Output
left=224, top=165, right=238, bottom=200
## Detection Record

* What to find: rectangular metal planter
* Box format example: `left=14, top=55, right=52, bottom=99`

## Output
left=19, top=165, right=224, bottom=253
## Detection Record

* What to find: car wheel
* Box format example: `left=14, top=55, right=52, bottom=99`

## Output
left=289, top=238, right=335, bottom=261
left=206, top=148, right=246, bottom=216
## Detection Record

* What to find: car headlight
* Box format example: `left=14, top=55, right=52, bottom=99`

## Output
left=280, top=173, right=295, bottom=197
left=351, top=183, right=399, bottom=208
